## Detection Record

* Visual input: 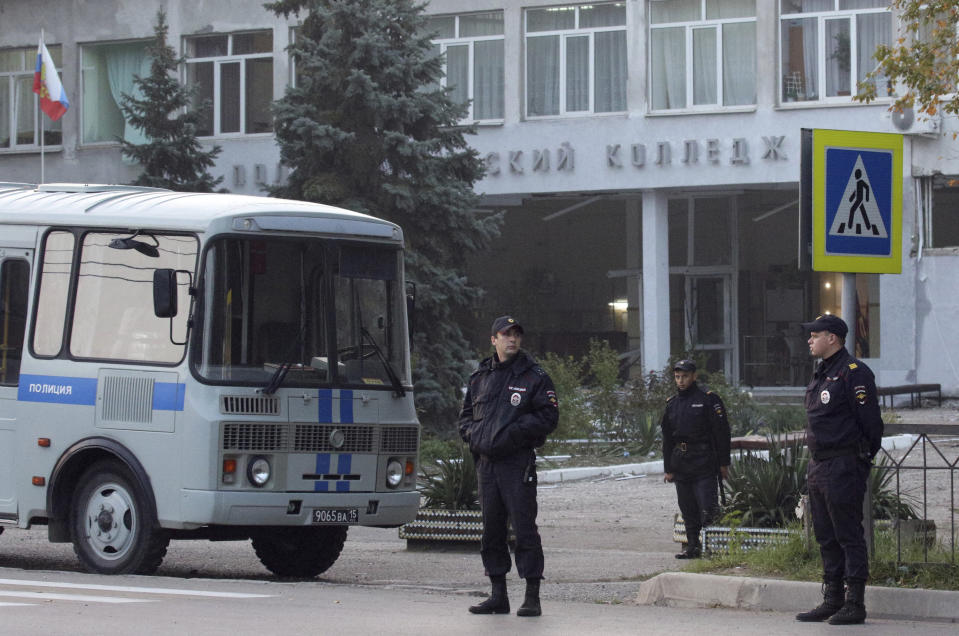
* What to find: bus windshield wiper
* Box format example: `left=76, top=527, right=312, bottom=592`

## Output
left=361, top=327, right=405, bottom=397
left=260, top=324, right=306, bottom=395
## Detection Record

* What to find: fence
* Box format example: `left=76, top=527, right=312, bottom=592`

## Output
left=880, top=423, right=958, bottom=566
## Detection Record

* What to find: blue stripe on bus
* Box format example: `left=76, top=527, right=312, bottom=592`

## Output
left=337, top=454, right=352, bottom=474
left=318, top=389, right=333, bottom=421
left=336, top=481, right=350, bottom=492
left=153, top=382, right=185, bottom=411
left=340, top=390, right=353, bottom=423
left=314, top=481, right=329, bottom=492
left=18, top=375, right=97, bottom=405
left=315, top=453, right=331, bottom=475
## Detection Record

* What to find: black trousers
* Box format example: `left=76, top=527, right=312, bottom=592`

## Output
left=807, top=454, right=869, bottom=582
left=675, top=473, right=719, bottom=547
left=476, top=453, right=544, bottom=579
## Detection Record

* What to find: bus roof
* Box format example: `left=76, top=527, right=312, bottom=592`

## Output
left=0, top=183, right=402, bottom=241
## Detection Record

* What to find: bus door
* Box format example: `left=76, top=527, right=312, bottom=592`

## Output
left=0, top=248, right=31, bottom=520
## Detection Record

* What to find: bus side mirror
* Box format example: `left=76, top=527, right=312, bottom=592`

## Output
left=154, top=269, right=178, bottom=318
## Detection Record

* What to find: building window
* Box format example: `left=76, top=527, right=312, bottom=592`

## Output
left=779, top=0, right=891, bottom=103
left=649, top=0, right=756, bottom=111
left=928, top=178, right=959, bottom=248
left=0, top=46, right=63, bottom=150
left=184, top=31, right=274, bottom=136
left=426, top=12, right=505, bottom=121
left=525, top=2, right=627, bottom=117
left=80, top=41, right=150, bottom=145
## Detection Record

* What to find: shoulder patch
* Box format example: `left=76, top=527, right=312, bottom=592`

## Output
left=533, top=366, right=546, bottom=376
left=848, top=362, right=858, bottom=370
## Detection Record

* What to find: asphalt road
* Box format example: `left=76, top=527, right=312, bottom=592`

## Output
left=0, top=568, right=945, bottom=636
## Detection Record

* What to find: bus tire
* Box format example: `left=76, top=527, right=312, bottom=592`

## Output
left=70, top=460, right=169, bottom=575
left=252, top=526, right=348, bottom=578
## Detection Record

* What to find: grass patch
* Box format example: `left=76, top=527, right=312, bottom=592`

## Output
left=685, top=524, right=959, bottom=591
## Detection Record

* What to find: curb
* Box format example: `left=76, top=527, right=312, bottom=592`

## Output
left=537, top=434, right=917, bottom=484
left=636, top=572, right=959, bottom=623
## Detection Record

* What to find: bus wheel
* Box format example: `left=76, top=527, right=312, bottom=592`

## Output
left=252, top=526, right=348, bottom=578
left=70, top=460, right=169, bottom=575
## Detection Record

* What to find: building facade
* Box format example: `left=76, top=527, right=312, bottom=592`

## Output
left=2, top=0, right=958, bottom=393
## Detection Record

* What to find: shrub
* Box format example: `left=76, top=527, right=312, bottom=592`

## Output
left=539, top=352, right=591, bottom=440
left=724, top=439, right=920, bottom=528
left=419, top=444, right=479, bottom=510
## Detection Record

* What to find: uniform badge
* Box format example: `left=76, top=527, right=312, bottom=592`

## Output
left=510, top=392, right=522, bottom=406
left=820, top=390, right=831, bottom=404
left=854, top=385, right=867, bottom=405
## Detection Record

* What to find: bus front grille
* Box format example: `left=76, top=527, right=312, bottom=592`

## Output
left=380, top=426, right=419, bottom=453
left=221, top=423, right=417, bottom=454
left=294, top=424, right=375, bottom=452
left=222, top=422, right=288, bottom=451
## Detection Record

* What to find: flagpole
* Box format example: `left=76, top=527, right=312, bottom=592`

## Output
left=39, top=28, right=45, bottom=185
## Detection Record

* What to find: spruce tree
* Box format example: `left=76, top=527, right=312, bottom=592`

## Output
left=266, top=0, right=501, bottom=433
left=119, top=9, right=223, bottom=192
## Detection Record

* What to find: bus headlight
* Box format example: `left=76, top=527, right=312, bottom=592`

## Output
left=386, top=459, right=404, bottom=488
left=247, top=456, right=271, bottom=487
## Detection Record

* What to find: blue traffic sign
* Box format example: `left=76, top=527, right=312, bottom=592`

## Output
left=825, top=147, right=893, bottom=256
left=810, top=130, right=902, bottom=274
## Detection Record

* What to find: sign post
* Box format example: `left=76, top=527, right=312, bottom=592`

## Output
left=802, top=129, right=904, bottom=558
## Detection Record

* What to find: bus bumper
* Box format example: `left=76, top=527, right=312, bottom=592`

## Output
left=175, top=489, right=420, bottom=528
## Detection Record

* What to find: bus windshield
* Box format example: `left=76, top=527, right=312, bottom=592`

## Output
left=193, top=236, right=409, bottom=390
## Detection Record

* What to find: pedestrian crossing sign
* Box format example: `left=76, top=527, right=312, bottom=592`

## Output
left=812, top=129, right=902, bottom=273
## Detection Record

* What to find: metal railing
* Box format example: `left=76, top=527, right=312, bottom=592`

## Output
left=879, top=423, right=958, bottom=566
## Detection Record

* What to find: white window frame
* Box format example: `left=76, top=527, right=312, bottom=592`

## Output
left=183, top=31, right=274, bottom=138
left=430, top=12, right=505, bottom=123
left=524, top=3, right=627, bottom=118
left=648, top=2, right=756, bottom=112
left=778, top=0, right=892, bottom=105
left=0, top=46, right=63, bottom=152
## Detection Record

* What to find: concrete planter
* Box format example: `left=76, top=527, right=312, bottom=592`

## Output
left=399, top=508, right=484, bottom=548
left=673, top=514, right=794, bottom=553
left=399, top=508, right=516, bottom=549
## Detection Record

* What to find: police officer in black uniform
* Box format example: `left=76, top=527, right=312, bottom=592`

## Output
left=796, top=314, right=883, bottom=625
left=459, top=316, right=558, bottom=617
left=661, top=359, right=731, bottom=559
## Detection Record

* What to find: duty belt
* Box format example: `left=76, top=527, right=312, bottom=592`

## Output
left=811, top=444, right=859, bottom=461
left=676, top=441, right=711, bottom=453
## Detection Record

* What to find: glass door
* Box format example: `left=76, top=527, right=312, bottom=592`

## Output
left=684, top=274, right=733, bottom=376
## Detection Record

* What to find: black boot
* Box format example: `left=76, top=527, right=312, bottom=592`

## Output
left=675, top=542, right=702, bottom=559
left=795, top=579, right=844, bottom=622
left=828, top=579, right=867, bottom=625
left=469, top=575, right=510, bottom=615
left=517, top=578, right=542, bottom=617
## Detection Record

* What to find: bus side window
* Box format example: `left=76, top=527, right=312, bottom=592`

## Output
left=33, top=230, right=75, bottom=358
left=0, top=259, right=30, bottom=385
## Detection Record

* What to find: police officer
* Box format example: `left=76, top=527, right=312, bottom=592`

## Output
left=458, top=316, right=558, bottom=617
left=661, top=359, right=731, bottom=559
left=796, top=314, right=883, bottom=625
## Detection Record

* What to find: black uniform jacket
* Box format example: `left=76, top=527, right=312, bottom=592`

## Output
left=804, top=347, right=883, bottom=459
left=661, top=382, right=731, bottom=479
left=458, top=350, right=559, bottom=460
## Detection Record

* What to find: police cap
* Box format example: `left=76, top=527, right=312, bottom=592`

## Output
left=801, top=314, right=848, bottom=340
left=491, top=315, right=524, bottom=336
left=673, top=359, right=696, bottom=372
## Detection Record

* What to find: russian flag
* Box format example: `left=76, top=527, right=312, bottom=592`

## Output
left=33, top=39, right=69, bottom=122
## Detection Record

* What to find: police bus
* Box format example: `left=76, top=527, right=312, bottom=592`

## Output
left=0, top=183, right=419, bottom=576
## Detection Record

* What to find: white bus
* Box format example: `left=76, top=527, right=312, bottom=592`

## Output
left=0, top=183, right=419, bottom=576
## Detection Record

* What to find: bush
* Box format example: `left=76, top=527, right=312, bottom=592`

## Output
left=539, top=352, right=591, bottom=440
left=724, top=439, right=920, bottom=528
left=419, top=444, right=479, bottom=510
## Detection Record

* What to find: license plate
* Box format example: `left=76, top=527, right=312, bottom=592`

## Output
left=311, top=508, right=359, bottom=524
